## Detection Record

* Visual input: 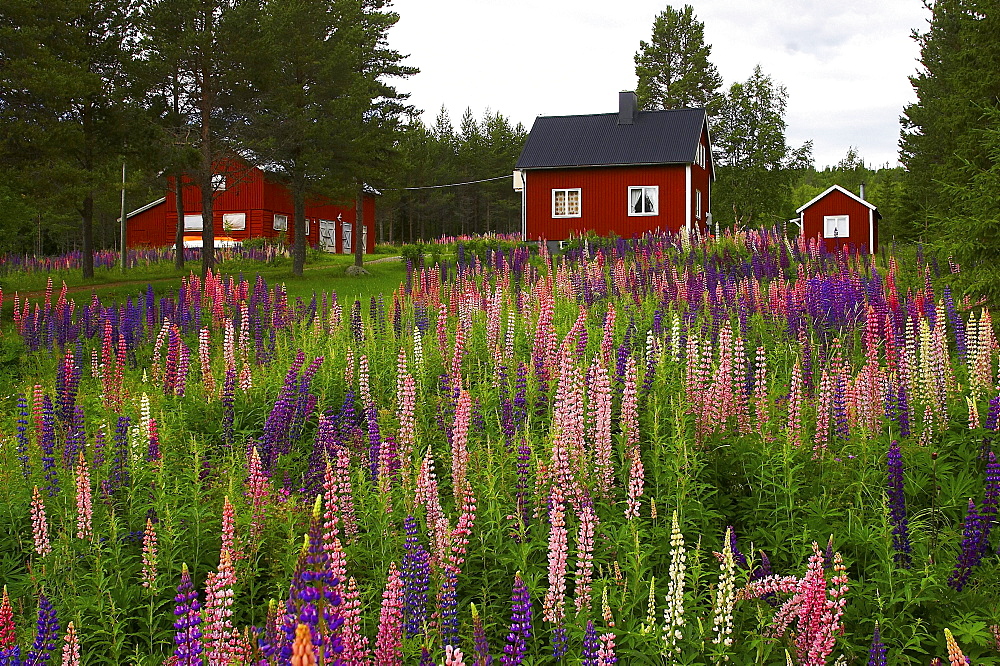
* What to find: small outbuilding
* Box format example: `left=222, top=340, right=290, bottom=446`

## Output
left=795, top=184, right=879, bottom=254
left=514, top=91, right=713, bottom=243
left=126, top=158, right=377, bottom=253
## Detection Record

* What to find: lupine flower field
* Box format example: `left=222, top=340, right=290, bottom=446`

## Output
left=1, top=229, right=999, bottom=665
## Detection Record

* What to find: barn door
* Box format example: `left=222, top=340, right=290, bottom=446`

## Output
left=362, top=224, right=368, bottom=254
left=342, top=222, right=352, bottom=254
left=319, top=219, right=336, bottom=252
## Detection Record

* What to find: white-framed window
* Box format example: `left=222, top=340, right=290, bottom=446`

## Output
left=628, top=186, right=658, bottom=216
left=824, top=215, right=849, bottom=239
left=273, top=214, right=288, bottom=231
left=183, top=214, right=203, bottom=231
left=696, top=142, right=707, bottom=168
left=305, top=218, right=310, bottom=235
left=552, top=188, right=581, bottom=218
left=212, top=174, right=226, bottom=191
left=695, top=190, right=702, bottom=219
left=222, top=212, right=245, bottom=231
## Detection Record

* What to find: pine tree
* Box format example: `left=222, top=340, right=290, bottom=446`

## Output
left=634, top=4, right=723, bottom=114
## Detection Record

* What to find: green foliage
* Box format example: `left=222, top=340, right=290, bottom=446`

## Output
left=634, top=3, right=723, bottom=115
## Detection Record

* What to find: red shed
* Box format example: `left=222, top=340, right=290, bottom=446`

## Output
left=795, top=184, right=880, bottom=254
left=514, top=91, right=713, bottom=242
left=126, top=158, right=377, bottom=254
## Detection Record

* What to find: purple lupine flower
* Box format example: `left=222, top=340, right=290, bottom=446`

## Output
left=867, top=623, right=886, bottom=666
left=981, top=452, right=1000, bottom=555
left=221, top=368, right=237, bottom=448
left=282, top=515, right=344, bottom=663
left=350, top=300, right=363, bottom=343
left=439, top=565, right=460, bottom=644
left=472, top=604, right=492, bottom=666
left=887, top=441, right=912, bottom=567
left=40, top=395, right=58, bottom=496
left=15, top=393, right=30, bottom=479
left=419, top=647, right=434, bottom=666
left=173, top=564, right=204, bottom=665
left=551, top=625, right=568, bottom=660
left=502, top=573, right=531, bottom=666
left=581, top=620, right=599, bottom=666
left=26, top=593, right=59, bottom=664
left=726, top=526, right=748, bottom=568
left=108, top=415, right=132, bottom=495
left=896, top=384, right=911, bottom=438
left=949, top=498, right=985, bottom=591
left=402, top=516, right=430, bottom=638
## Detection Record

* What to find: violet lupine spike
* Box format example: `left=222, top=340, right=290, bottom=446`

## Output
left=15, top=394, right=30, bottom=479
left=949, top=498, right=985, bottom=591
left=981, top=452, right=1000, bottom=556
left=727, top=526, right=748, bottom=569
left=25, top=593, right=59, bottom=665
left=867, top=623, right=886, bottom=666
left=886, top=441, right=912, bottom=567
left=439, top=565, right=460, bottom=644
left=40, top=395, right=58, bottom=496
left=582, top=619, right=599, bottom=666
left=501, top=573, right=531, bottom=666
left=402, top=516, right=430, bottom=638
left=471, top=603, right=492, bottom=666
left=173, top=564, right=204, bottom=666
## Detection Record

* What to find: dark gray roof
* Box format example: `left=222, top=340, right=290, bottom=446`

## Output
left=515, top=108, right=707, bottom=169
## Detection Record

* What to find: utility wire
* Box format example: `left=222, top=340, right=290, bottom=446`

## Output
left=385, top=174, right=511, bottom=191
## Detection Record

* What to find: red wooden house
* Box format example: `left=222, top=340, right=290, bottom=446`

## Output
left=795, top=184, right=879, bottom=254
left=126, top=159, right=377, bottom=254
left=514, top=91, right=713, bottom=243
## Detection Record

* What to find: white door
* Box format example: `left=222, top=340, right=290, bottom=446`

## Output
left=342, top=222, right=352, bottom=254
left=319, top=219, right=336, bottom=252
left=362, top=225, right=368, bottom=254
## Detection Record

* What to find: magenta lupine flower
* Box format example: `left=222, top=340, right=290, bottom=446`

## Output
left=26, top=592, right=59, bottom=665
left=452, top=389, right=472, bottom=500
left=373, top=563, right=404, bottom=666
left=0, top=587, right=15, bottom=650
left=173, top=564, right=203, bottom=666
left=502, top=573, right=531, bottom=666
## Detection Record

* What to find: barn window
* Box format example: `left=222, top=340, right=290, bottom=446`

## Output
left=184, top=214, right=203, bottom=231
left=222, top=213, right=245, bottom=231
left=212, top=174, right=226, bottom=191
left=628, top=186, right=658, bottom=216
left=695, top=190, right=702, bottom=219
left=273, top=214, right=288, bottom=231
left=696, top=143, right=706, bottom=168
left=824, top=215, right=849, bottom=239
left=305, top=218, right=311, bottom=235
left=552, top=188, right=581, bottom=218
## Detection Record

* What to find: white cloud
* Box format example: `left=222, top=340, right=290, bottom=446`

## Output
left=388, top=0, right=929, bottom=168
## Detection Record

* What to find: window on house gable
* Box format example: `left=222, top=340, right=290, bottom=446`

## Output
left=552, top=188, right=581, bottom=218
left=628, top=186, right=658, bottom=216
left=273, top=214, right=288, bottom=231
left=696, top=143, right=707, bottom=169
left=212, top=174, right=226, bottom=192
left=824, top=215, right=849, bottom=239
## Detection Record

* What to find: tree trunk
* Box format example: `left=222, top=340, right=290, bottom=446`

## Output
left=174, top=172, right=185, bottom=269
left=354, top=188, right=364, bottom=268
left=200, top=169, right=214, bottom=276
left=292, top=183, right=306, bottom=277
left=82, top=193, right=94, bottom=278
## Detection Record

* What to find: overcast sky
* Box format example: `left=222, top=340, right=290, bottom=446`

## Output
left=387, top=0, right=930, bottom=170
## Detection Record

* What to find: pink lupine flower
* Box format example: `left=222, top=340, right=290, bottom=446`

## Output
left=59, top=620, right=80, bottom=665
left=543, top=484, right=568, bottom=627
left=396, top=363, right=416, bottom=463
left=199, top=328, right=215, bottom=398
left=75, top=451, right=93, bottom=541
left=0, top=586, right=14, bottom=649
left=340, top=576, right=371, bottom=666
left=141, top=517, right=158, bottom=589
left=448, top=484, right=477, bottom=571
left=574, top=503, right=596, bottom=614
left=445, top=645, right=467, bottom=666
left=452, top=390, right=472, bottom=501
left=753, top=346, right=770, bottom=436
left=620, top=357, right=639, bottom=447
left=814, top=369, right=832, bottom=456
left=30, top=485, right=51, bottom=556
left=335, top=447, right=358, bottom=540
left=787, top=359, right=804, bottom=446
left=416, top=447, right=446, bottom=563
left=220, top=496, right=239, bottom=567
left=588, top=359, right=614, bottom=496
left=374, top=563, right=404, bottom=666
left=600, top=302, right=616, bottom=366
left=624, top=445, right=645, bottom=521
left=597, top=632, right=618, bottom=665
left=203, top=550, right=239, bottom=665
left=247, top=446, right=270, bottom=540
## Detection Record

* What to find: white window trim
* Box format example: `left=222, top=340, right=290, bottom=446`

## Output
left=273, top=214, right=288, bottom=231
left=184, top=214, right=204, bottom=231
left=551, top=188, right=582, bottom=218
left=628, top=186, right=658, bottom=216
left=222, top=212, right=245, bottom=231
left=823, top=215, right=849, bottom=239
left=695, top=190, right=702, bottom=220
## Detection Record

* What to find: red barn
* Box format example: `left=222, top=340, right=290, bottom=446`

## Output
left=514, top=91, right=713, bottom=243
left=796, top=184, right=880, bottom=254
left=126, top=159, right=377, bottom=254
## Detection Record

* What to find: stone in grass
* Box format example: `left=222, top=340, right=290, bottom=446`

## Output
left=345, top=265, right=370, bottom=276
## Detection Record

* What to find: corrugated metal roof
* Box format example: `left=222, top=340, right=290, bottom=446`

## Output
left=515, top=108, right=706, bottom=169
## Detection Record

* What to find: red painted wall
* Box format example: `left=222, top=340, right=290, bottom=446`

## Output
left=524, top=125, right=711, bottom=241
left=801, top=189, right=877, bottom=254
left=127, top=159, right=376, bottom=253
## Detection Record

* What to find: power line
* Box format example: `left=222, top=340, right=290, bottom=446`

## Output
left=386, top=174, right=511, bottom=191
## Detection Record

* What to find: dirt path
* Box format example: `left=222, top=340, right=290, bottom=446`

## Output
left=15, top=256, right=402, bottom=299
